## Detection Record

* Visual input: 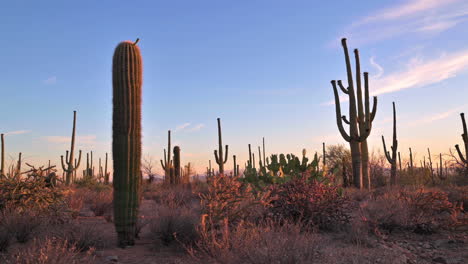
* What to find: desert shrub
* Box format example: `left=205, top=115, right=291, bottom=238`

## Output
left=267, top=178, right=350, bottom=231
left=152, top=185, right=198, bottom=209
left=64, top=190, right=84, bottom=219
left=89, top=190, right=113, bottom=217
left=192, top=221, right=320, bottom=264
left=1, top=209, right=42, bottom=243
left=200, top=174, right=269, bottom=230
left=2, top=238, right=94, bottom=264
left=52, top=223, right=106, bottom=251
left=150, top=206, right=199, bottom=246
left=0, top=176, right=65, bottom=212
left=360, top=187, right=464, bottom=234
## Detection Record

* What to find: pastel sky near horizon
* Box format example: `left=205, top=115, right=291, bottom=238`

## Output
left=1, top=0, right=468, bottom=175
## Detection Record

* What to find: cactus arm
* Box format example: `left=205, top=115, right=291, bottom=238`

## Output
left=214, top=150, right=220, bottom=164
left=223, top=145, right=228, bottom=164
left=342, top=115, right=350, bottom=125
left=75, top=150, right=82, bottom=170
left=455, top=144, right=467, bottom=164
left=382, top=136, right=392, bottom=163
left=354, top=49, right=365, bottom=128
left=61, top=155, right=68, bottom=171
left=337, top=80, right=349, bottom=94
left=332, top=81, right=351, bottom=142
left=160, top=159, right=166, bottom=170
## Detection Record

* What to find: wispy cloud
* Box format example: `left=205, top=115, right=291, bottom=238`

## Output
left=188, top=123, right=205, bottom=132
left=174, top=123, right=205, bottom=133
left=248, top=88, right=304, bottom=96
left=369, top=56, right=384, bottom=79
left=323, top=48, right=468, bottom=105
left=4, top=130, right=31, bottom=135
left=408, top=105, right=467, bottom=126
left=43, top=76, right=57, bottom=85
left=371, top=49, right=468, bottom=96
left=175, top=123, right=191, bottom=132
left=340, top=0, right=468, bottom=45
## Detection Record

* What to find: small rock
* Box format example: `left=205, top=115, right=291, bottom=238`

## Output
left=432, top=256, right=447, bottom=264
left=422, top=243, right=432, bottom=249
left=106, top=256, right=119, bottom=262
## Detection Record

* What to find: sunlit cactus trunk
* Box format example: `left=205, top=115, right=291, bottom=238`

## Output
left=112, top=38, right=142, bottom=248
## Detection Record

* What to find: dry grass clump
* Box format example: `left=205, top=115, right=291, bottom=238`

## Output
left=1, top=238, right=95, bottom=264
left=151, top=185, right=199, bottom=209
left=191, top=221, right=320, bottom=264
left=89, top=190, right=113, bottom=217
left=149, top=205, right=199, bottom=247
left=0, top=209, right=42, bottom=243
left=51, top=223, right=106, bottom=251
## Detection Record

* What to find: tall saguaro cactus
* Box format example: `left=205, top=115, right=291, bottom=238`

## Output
left=173, top=146, right=181, bottom=184
left=160, top=130, right=172, bottom=183
left=382, top=102, right=398, bottom=185
left=331, top=38, right=377, bottom=189
left=61, top=111, right=82, bottom=185
left=455, top=113, right=468, bottom=167
left=1, top=134, right=4, bottom=176
left=112, top=38, right=142, bottom=247
left=214, top=118, right=228, bottom=174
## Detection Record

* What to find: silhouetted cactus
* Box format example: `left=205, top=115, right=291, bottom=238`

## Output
left=214, top=118, right=228, bottom=174
left=455, top=113, right=468, bottom=167
left=60, top=111, right=82, bottom=185
left=104, top=153, right=109, bottom=184
left=233, top=155, right=238, bottom=176
left=408, top=147, right=414, bottom=170
left=173, top=146, right=181, bottom=184
left=0, top=133, right=4, bottom=176
left=160, top=130, right=172, bottom=183
left=382, top=102, right=398, bottom=185
left=112, top=38, right=142, bottom=247
left=331, top=38, right=377, bottom=189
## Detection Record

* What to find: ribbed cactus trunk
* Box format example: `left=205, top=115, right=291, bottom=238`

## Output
left=112, top=39, right=142, bottom=248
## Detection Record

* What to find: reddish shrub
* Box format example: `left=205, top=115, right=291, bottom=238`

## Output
left=267, top=178, right=350, bottom=230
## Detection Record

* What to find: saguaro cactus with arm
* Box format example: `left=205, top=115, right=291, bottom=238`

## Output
left=455, top=113, right=468, bottom=167
left=112, top=38, right=142, bottom=247
left=331, top=38, right=377, bottom=189
left=160, top=130, right=172, bottom=183
left=61, top=111, right=82, bottom=185
left=382, top=102, right=398, bottom=185
left=214, top=118, right=228, bottom=174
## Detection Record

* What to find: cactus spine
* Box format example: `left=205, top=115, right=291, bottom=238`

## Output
left=214, top=118, right=228, bottom=174
left=112, top=39, right=142, bottom=247
left=382, top=102, right=398, bottom=185
left=60, top=111, right=82, bottom=185
left=455, top=113, right=468, bottom=167
left=331, top=38, right=377, bottom=189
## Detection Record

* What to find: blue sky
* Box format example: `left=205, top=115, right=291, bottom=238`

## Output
left=1, top=0, right=468, bottom=174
